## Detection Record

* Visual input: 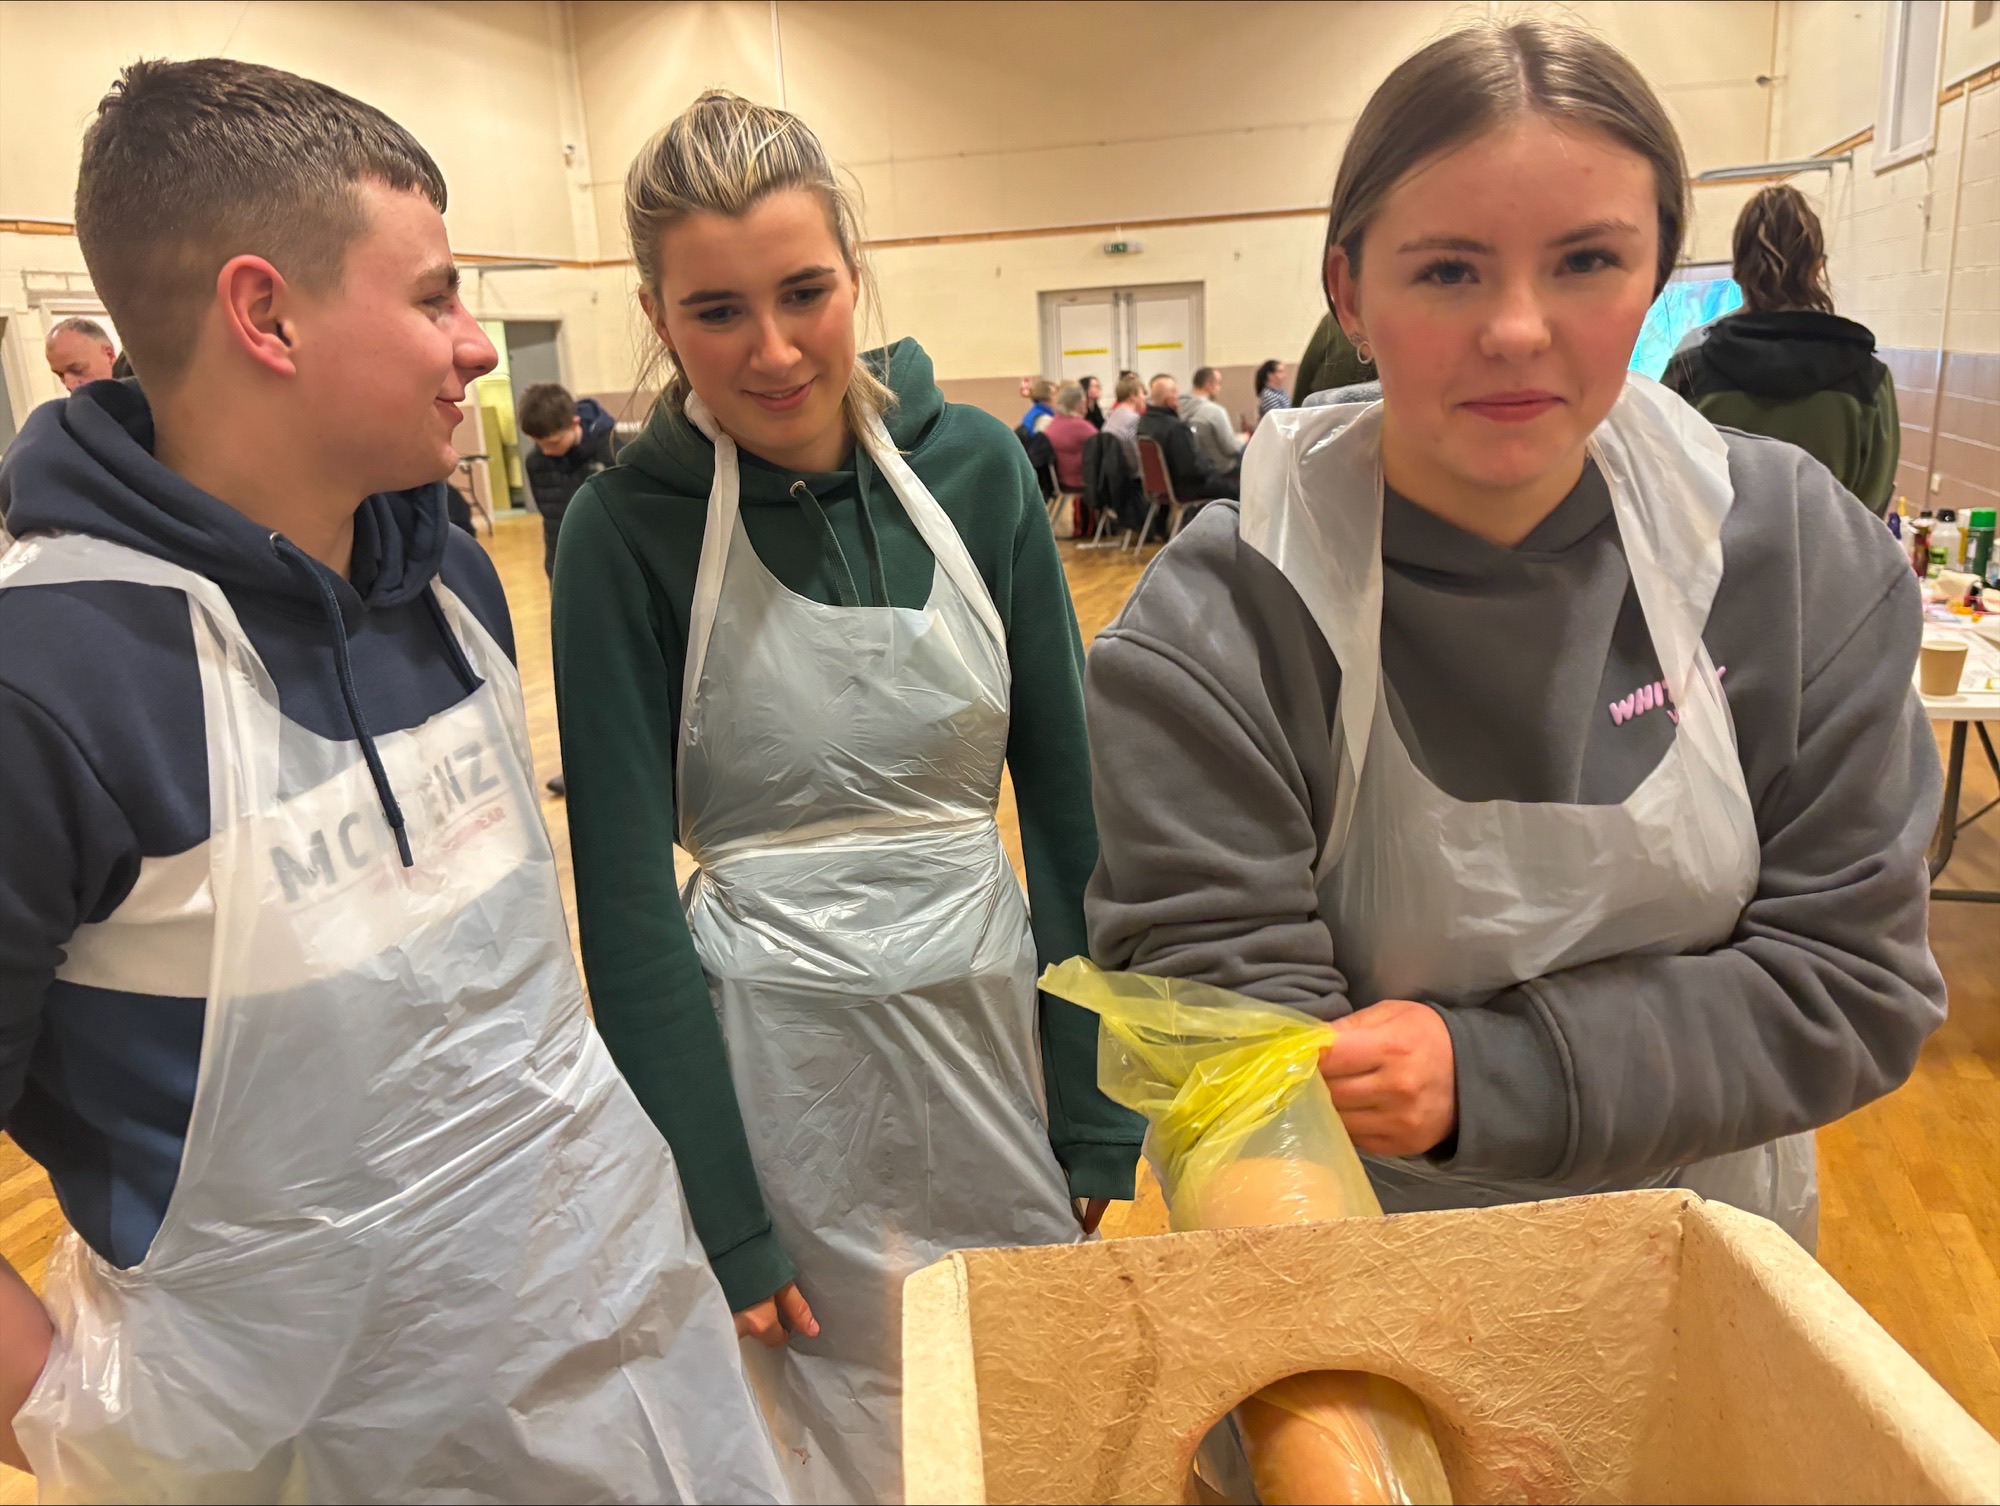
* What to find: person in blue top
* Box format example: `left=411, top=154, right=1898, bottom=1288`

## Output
left=1020, top=376, right=1057, bottom=434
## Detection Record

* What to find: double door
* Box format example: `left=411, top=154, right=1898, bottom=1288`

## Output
left=1040, top=284, right=1204, bottom=395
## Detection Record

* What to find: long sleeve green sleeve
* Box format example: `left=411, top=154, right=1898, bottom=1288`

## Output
left=1854, top=368, right=1900, bottom=514
left=992, top=455, right=1145, bottom=1201
left=551, top=492, right=794, bottom=1313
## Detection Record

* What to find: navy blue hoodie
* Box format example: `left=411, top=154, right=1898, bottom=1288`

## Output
left=0, top=380, right=513, bottom=1268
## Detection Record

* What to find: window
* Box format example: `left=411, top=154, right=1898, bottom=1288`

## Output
left=1877, top=0, right=1945, bottom=169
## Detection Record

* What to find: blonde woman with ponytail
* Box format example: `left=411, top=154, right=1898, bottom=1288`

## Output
left=551, top=91, right=1140, bottom=1505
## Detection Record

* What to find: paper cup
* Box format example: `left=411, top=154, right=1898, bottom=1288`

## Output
left=1920, top=638, right=1969, bottom=697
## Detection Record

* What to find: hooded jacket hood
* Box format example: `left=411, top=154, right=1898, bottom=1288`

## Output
left=0, top=379, right=472, bottom=864
left=0, top=379, right=454, bottom=630
left=612, top=338, right=946, bottom=504
left=1698, top=310, right=1880, bottom=403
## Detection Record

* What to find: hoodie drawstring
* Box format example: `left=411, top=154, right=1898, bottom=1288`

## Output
left=788, top=476, right=890, bottom=609
left=271, top=535, right=415, bottom=868
left=423, top=591, right=481, bottom=696
left=850, top=455, right=891, bottom=609
left=788, top=480, right=864, bottom=608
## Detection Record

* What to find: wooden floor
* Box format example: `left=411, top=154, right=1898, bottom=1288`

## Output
left=0, top=510, right=1994, bottom=1493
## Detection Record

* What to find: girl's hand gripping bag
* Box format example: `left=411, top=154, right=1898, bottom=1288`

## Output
left=1041, top=959, right=1452, bottom=1506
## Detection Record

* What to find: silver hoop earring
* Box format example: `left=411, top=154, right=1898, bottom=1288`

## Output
left=1356, top=339, right=1374, bottom=366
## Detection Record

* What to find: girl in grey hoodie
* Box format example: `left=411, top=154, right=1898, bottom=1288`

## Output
left=1084, top=20, right=1943, bottom=1246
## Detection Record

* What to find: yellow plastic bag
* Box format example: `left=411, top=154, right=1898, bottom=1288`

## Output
left=1040, top=959, right=1451, bottom=1506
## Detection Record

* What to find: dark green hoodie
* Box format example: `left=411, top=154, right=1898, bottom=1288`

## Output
left=551, top=339, right=1141, bottom=1311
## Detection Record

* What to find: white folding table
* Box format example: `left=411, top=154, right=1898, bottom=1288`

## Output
left=1920, top=623, right=2000, bottom=905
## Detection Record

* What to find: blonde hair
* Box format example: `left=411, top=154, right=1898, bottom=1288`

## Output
left=624, top=89, right=893, bottom=432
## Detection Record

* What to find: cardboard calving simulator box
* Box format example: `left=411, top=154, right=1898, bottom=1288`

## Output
left=903, top=1189, right=2000, bottom=1505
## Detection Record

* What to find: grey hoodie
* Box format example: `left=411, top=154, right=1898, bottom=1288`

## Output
left=1084, top=428, right=1944, bottom=1189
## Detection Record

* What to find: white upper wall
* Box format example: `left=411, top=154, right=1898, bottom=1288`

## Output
left=0, top=0, right=589, bottom=259
left=1772, top=0, right=1999, bottom=159
left=569, top=0, right=1780, bottom=378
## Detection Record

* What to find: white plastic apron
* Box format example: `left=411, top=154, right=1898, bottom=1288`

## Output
left=0, top=532, right=786, bottom=1504
left=1238, top=375, right=1818, bottom=1246
left=676, top=395, right=1079, bottom=1505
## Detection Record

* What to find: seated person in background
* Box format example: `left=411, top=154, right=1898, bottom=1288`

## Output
left=1020, top=377, right=1057, bottom=435
left=1182, top=366, right=1245, bottom=472
left=44, top=317, right=118, bottom=391
left=1664, top=185, right=1898, bottom=515
left=1103, top=372, right=1146, bottom=464
left=1139, top=375, right=1239, bottom=501
left=1254, top=359, right=1290, bottom=418
left=1045, top=382, right=1097, bottom=495
left=1081, top=374, right=1106, bottom=428
left=518, top=382, right=616, bottom=580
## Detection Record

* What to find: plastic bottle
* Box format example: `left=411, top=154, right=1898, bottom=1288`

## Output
left=1967, top=508, right=1996, bottom=582
left=1931, top=509, right=1961, bottom=577
left=1911, top=513, right=1934, bottom=579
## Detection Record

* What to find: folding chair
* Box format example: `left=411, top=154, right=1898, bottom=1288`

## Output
left=1134, top=437, right=1194, bottom=551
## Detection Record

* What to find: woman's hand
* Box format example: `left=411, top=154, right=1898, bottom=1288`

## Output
left=1318, top=999, right=1458, bottom=1157
left=733, top=1281, right=819, bottom=1348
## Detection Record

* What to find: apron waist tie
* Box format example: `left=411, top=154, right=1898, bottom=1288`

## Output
left=687, top=810, right=999, bottom=870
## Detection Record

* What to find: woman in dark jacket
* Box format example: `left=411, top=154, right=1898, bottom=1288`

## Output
left=1665, top=185, right=1899, bottom=513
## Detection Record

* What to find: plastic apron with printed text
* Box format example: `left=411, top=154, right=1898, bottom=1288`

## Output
left=1237, top=374, right=1818, bottom=1246
left=675, top=394, right=1080, bottom=1505
left=0, top=532, right=787, bottom=1504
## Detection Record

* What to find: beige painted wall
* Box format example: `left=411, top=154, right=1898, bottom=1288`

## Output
left=572, top=0, right=1781, bottom=385
left=0, top=0, right=1836, bottom=422
left=1766, top=0, right=2000, bottom=356
left=0, top=1, right=594, bottom=256
left=1760, top=0, right=1999, bottom=513
left=0, top=0, right=617, bottom=416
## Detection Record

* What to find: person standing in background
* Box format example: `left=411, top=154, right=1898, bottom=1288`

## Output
left=1664, top=185, right=1899, bottom=514
left=1081, top=374, right=1106, bottom=428
left=44, top=317, right=118, bottom=391
left=518, top=382, right=615, bottom=580
left=517, top=381, right=614, bottom=800
left=1182, top=366, right=1246, bottom=472
left=1254, top=359, right=1290, bottom=420
left=1291, top=311, right=1373, bottom=404
left=553, top=89, right=1140, bottom=1505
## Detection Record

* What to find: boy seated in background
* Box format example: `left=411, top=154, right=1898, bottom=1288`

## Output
left=518, top=382, right=614, bottom=579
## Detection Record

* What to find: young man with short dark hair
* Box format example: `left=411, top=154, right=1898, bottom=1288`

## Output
left=517, top=381, right=614, bottom=580
left=0, top=58, right=781, bottom=1502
